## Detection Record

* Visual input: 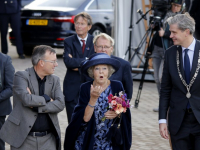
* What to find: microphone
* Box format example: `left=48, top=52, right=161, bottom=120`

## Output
left=137, top=9, right=147, bottom=20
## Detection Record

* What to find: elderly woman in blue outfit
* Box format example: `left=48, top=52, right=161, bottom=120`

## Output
left=64, top=53, right=132, bottom=150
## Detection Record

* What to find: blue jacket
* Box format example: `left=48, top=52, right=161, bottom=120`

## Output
left=0, top=53, right=15, bottom=116
left=63, top=34, right=95, bottom=102
left=64, top=80, right=132, bottom=150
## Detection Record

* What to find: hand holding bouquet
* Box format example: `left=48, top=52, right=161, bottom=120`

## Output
left=102, top=91, right=130, bottom=121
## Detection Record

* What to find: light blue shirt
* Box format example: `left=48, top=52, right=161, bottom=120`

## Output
left=182, top=38, right=196, bottom=70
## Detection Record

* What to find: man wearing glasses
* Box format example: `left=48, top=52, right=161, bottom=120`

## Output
left=63, top=12, right=95, bottom=123
left=0, top=45, right=65, bottom=150
left=82, top=33, right=133, bottom=101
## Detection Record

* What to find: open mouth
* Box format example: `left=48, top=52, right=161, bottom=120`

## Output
left=100, top=76, right=103, bottom=79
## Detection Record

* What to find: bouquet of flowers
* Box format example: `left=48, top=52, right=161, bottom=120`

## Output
left=102, top=91, right=130, bottom=121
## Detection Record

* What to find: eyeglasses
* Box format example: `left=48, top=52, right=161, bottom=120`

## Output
left=95, top=45, right=112, bottom=50
left=74, top=22, right=87, bottom=27
left=41, top=59, right=58, bottom=64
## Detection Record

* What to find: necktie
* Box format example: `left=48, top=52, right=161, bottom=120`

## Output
left=184, top=49, right=190, bottom=84
left=81, top=40, right=85, bottom=54
left=184, top=49, right=190, bottom=108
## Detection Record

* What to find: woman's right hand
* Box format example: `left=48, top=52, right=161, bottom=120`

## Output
left=84, top=85, right=103, bottom=122
left=89, top=85, right=102, bottom=104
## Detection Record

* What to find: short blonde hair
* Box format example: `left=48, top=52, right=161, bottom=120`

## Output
left=87, top=65, right=115, bottom=79
left=93, top=33, right=114, bottom=46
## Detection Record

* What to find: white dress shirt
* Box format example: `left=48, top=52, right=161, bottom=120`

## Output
left=77, top=34, right=88, bottom=47
left=159, top=38, right=196, bottom=124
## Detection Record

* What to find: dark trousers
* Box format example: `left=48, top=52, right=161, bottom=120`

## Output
left=170, top=112, right=200, bottom=150
left=0, top=116, right=6, bottom=150
left=65, top=100, right=77, bottom=123
left=0, top=12, right=23, bottom=55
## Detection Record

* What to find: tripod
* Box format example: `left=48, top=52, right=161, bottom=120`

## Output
left=134, top=18, right=164, bottom=108
left=128, top=23, right=153, bottom=65
left=134, top=27, right=154, bottom=108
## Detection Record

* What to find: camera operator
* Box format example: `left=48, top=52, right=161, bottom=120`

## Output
left=151, top=0, right=183, bottom=112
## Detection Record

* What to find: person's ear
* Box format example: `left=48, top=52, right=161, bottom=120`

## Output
left=111, top=46, right=114, bottom=53
left=186, top=29, right=190, bottom=35
left=94, top=45, right=97, bottom=53
left=39, top=59, right=44, bottom=67
left=88, top=25, right=92, bottom=31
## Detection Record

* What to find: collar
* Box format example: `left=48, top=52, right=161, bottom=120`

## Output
left=77, top=34, right=88, bottom=43
left=182, top=37, right=196, bottom=52
left=34, top=69, right=46, bottom=82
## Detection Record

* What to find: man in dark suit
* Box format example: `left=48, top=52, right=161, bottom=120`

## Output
left=159, top=13, right=200, bottom=149
left=0, top=52, right=15, bottom=150
left=63, top=12, right=95, bottom=123
left=92, top=33, right=133, bottom=100
left=0, top=0, right=25, bottom=59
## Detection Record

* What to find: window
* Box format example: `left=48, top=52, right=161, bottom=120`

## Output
left=30, top=0, right=86, bottom=8
left=97, top=0, right=112, bottom=10
left=88, top=0, right=97, bottom=10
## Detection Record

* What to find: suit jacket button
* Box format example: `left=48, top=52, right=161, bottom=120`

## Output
left=10, top=1, right=13, bottom=3
left=29, top=126, right=32, bottom=128
left=34, top=115, right=37, bottom=117
left=5, top=1, right=7, bottom=3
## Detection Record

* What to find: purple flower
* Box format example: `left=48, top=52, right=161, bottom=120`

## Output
left=126, top=100, right=130, bottom=108
left=122, top=101, right=127, bottom=107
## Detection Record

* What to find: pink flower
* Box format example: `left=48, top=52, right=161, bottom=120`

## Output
left=111, top=100, right=117, bottom=106
left=115, top=104, right=124, bottom=114
left=115, top=97, right=122, bottom=104
left=112, top=96, right=118, bottom=100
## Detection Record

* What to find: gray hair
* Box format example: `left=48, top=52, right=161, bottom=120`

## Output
left=93, top=33, right=114, bottom=47
left=167, top=12, right=195, bottom=35
left=87, top=65, right=115, bottom=79
left=74, top=12, right=93, bottom=26
left=31, top=45, right=56, bottom=66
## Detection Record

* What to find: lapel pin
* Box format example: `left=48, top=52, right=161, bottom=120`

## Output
left=86, top=47, right=90, bottom=50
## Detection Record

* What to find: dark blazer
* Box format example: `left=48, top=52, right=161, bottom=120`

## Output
left=64, top=80, right=132, bottom=150
left=81, top=55, right=133, bottom=100
left=63, top=34, right=95, bottom=102
left=159, top=40, right=200, bottom=135
left=0, top=53, right=15, bottom=116
left=110, top=56, right=133, bottom=100
left=0, top=0, right=21, bottom=14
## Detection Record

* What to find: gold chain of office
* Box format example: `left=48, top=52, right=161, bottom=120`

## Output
left=176, top=50, right=200, bottom=98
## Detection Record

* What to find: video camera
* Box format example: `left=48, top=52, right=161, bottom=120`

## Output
left=150, top=0, right=171, bottom=27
